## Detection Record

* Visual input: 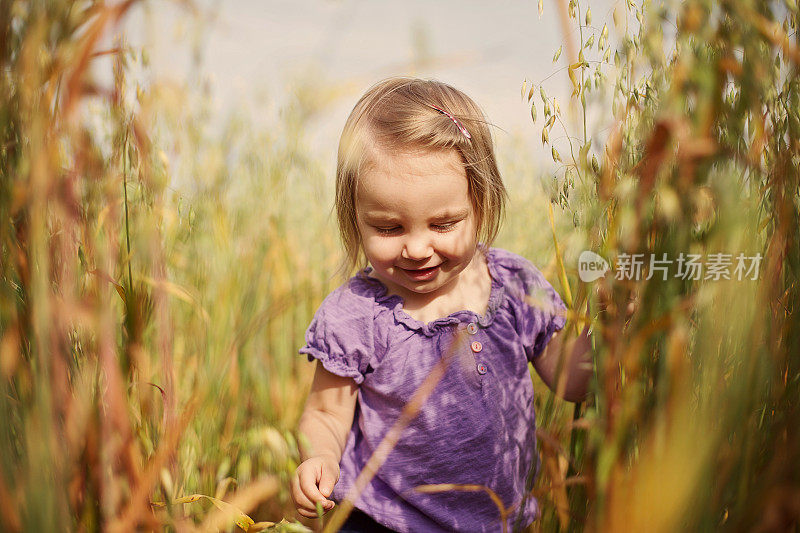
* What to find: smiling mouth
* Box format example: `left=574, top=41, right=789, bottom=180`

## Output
left=399, top=263, right=443, bottom=281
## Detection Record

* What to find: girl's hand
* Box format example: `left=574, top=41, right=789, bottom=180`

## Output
left=291, top=454, right=340, bottom=518
left=293, top=364, right=357, bottom=518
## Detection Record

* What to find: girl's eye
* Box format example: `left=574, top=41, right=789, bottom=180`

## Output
left=433, top=221, right=458, bottom=232
left=374, top=226, right=400, bottom=235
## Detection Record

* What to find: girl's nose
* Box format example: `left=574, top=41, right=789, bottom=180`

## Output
left=401, top=233, right=434, bottom=261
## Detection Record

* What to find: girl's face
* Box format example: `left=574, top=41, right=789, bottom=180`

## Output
left=356, top=146, right=480, bottom=304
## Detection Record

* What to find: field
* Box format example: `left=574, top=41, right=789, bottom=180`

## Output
left=1, top=0, right=798, bottom=531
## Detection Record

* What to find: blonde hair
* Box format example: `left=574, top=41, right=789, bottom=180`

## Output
left=335, top=77, right=507, bottom=277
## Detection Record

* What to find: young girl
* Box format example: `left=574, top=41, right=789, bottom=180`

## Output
left=291, top=78, right=592, bottom=532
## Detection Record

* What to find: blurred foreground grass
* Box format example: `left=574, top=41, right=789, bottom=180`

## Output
left=1, top=1, right=798, bottom=532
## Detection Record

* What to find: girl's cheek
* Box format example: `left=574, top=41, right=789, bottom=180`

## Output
left=363, top=236, right=398, bottom=260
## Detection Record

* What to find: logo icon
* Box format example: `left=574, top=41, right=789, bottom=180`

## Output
left=578, top=250, right=610, bottom=282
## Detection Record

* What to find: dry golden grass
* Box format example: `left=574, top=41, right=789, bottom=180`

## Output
left=1, top=1, right=798, bottom=532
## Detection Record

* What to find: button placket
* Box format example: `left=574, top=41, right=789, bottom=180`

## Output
left=468, top=332, right=488, bottom=376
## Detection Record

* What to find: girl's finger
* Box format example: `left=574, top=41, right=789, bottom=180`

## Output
left=318, top=466, right=338, bottom=498
left=298, top=465, right=326, bottom=503
left=297, top=507, right=322, bottom=519
left=290, top=474, right=317, bottom=513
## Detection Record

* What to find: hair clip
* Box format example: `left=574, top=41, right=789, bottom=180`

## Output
left=430, top=104, right=472, bottom=139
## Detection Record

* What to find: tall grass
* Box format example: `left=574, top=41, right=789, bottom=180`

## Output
left=0, top=2, right=338, bottom=530
left=1, top=0, right=798, bottom=532
left=527, top=0, right=800, bottom=530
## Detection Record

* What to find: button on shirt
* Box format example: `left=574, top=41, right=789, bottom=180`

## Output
left=299, top=246, right=567, bottom=533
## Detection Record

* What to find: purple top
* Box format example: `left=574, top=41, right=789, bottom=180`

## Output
left=299, top=247, right=566, bottom=532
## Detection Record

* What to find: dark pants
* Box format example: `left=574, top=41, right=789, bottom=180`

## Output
left=336, top=508, right=397, bottom=533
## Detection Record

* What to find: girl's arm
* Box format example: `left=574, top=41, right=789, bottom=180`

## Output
left=534, top=291, right=637, bottom=401
left=533, top=322, right=593, bottom=403
left=291, top=364, right=358, bottom=518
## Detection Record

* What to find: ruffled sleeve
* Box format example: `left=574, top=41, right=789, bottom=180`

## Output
left=499, top=251, right=568, bottom=362
left=298, top=284, right=375, bottom=385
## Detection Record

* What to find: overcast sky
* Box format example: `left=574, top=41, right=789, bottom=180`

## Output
left=112, top=0, right=617, bottom=174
